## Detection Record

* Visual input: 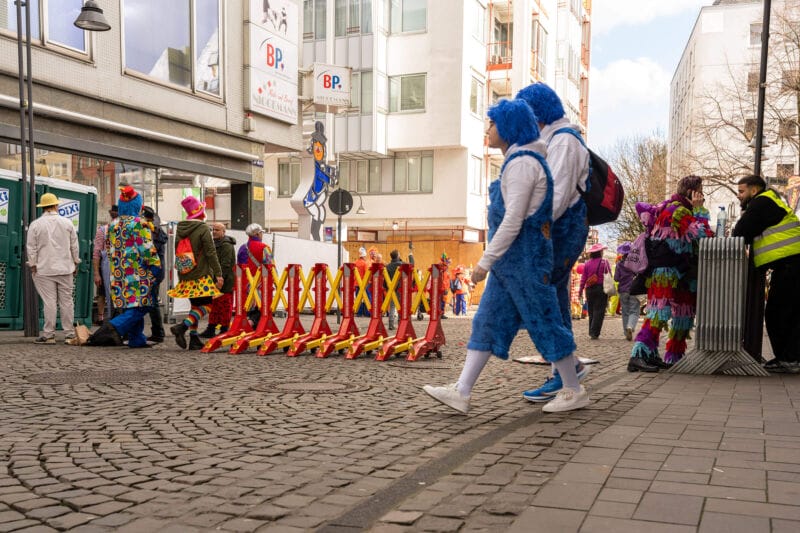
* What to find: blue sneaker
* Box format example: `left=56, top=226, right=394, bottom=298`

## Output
left=522, top=364, right=591, bottom=403
left=523, top=374, right=563, bottom=402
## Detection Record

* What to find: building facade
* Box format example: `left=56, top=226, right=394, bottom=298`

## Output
left=0, top=0, right=303, bottom=229
left=265, top=0, right=591, bottom=247
left=668, top=0, right=800, bottom=228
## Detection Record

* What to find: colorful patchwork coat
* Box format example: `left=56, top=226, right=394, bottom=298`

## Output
left=106, top=215, right=161, bottom=309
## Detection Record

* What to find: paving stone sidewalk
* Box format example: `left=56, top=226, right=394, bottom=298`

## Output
left=1, top=316, right=796, bottom=532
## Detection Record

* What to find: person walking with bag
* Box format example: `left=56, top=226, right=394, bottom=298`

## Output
left=580, top=243, right=610, bottom=339
left=237, top=223, right=273, bottom=327
left=168, top=196, right=223, bottom=350
left=423, top=99, right=585, bottom=414
left=614, top=242, right=640, bottom=341
left=200, top=223, right=236, bottom=338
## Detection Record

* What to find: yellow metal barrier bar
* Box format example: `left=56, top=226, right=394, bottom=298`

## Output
left=243, top=268, right=262, bottom=310
left=325, top=267, right=342, bottom=312
left=297, top=268, right=315, bottom=312
left=362, top=335, right=386, bottom=353
left=334, top=334, right=364, bottom=352
left=270, top=266, right=288, bottom=312
left=412, top=269, right=430, bottom=313
left=381, top=269, right=400, bottom=313
left=352, top=269, right=371, bottom=311
left=276, top=333, right=300, bottom=351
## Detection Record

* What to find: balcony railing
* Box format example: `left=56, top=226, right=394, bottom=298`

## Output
left=487, top=41, right=512, bottom=69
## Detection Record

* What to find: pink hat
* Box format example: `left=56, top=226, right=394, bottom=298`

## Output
left=181, top=195, right=206, bottom=220
left=588, top=243, right=606, bottom=254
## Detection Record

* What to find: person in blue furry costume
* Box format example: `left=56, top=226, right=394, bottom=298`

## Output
left=87, top=187, right=161, bottom=348
left=515, top=83, right=593, bottom=403
left=423, top=99, right=589, bottom=414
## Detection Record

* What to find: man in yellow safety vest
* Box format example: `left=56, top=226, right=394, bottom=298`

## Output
left=733, top=174, right=800, bottom=373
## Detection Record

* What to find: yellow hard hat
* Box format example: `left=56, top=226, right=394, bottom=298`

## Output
left=36, top=192, right=60, bottom=208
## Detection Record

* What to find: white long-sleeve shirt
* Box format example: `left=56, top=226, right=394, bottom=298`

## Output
left=478, top=140, right=549, bottom=271
left=539, top=118, right=590, bottom=221
left=27, top=211, right=80, bottom=276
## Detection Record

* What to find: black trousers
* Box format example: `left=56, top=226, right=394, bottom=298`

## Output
left=585, top=284, right=608, bottom=338
left=765, top=256, right=800, bottom=362
left=148, top=282, right=165, bottom=337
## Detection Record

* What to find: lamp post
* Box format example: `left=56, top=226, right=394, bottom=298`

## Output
left=265, top=185, right=275, bottom=233
left=17, top=0, right=110, bottom=336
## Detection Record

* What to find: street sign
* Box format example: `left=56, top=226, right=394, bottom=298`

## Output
left=328, top=189, right=353, bottom=216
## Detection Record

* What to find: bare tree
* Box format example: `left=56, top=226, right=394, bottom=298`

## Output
left=677, top=1, right=799, bottom=195
left=602, top=132, right=668, bottom=243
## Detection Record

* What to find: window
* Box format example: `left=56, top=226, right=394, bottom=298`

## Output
left=744, top=118, right=756, bottom=140
left=750, top=22, right=762, bottom=46
left=470, top=156, right=484, bottom=195
left=779, top=118, right=798, bottom=138
left=393, top=152, right=433, bottom=193
left=390, top=0, right=426, bottom=33
left=747, top=71, right=759, bottom=93
left=470, top=77, right=484, bottom=116
left=782, top=69, right=799, bottom=93
left=341, top=158, right=381, bottom=192
left=532, top=19, right=547, bottom=78
left=1, top=0, right=88, bottom=53
left=278, top=160, right=301, bottom=197
left=369, top=160, right=381, bottom=192
left=340, top=0, right=372, bottom=34
left=472, top=0, right=485, bottom=42
left=489, top=164, right=501, bottom=182
left=315, top=0, right=327, bottom=39
left=123, top=0, right=222, bottom=96
left=389, top=74, right=426, bottom=112
left=336, top=0, right=347, bottom=36
left=349, top=72, right=373, bottom=114
left=303, top=0, right=313, bottom=39
left=777, top=163, right=795, bottom=179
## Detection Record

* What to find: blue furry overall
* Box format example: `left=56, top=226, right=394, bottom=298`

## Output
left=550, top=127, right=590, bottom=327
left=468, top=151, right=576, bottom=361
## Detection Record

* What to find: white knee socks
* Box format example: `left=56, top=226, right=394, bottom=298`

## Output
left=553, top=356, right=580, bottom=392
left=456, top=349, right=491, bottom=396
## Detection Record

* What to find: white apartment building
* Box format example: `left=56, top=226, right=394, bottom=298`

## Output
left=265, top=0, right=591, bottom=245
left=0, top=1, right=302, bottom=229
left=669, top=0, right=800, bottom=226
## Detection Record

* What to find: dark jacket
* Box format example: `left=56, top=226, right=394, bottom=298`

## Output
left=614, top=259, right=636, bottom=294
left=385, top=253, right=414, bottom=282
left=149, top=222, right=168, bottom=284
left=175, top=220, right=222, bottom=281
left=214, top=235, right=236, bottom=293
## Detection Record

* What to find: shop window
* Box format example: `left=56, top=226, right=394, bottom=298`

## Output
left=123, top=0, right=222, bottom=97
left=278, top=159, right=301, bottom=197
left=390, top=0, right=426, bottom=33
left=1, top=0, right=88, bottom=54
left=393, top=151, right=432, bottom=193
left=389, top=74, right=425, bottom=113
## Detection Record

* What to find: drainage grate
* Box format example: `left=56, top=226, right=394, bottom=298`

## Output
left=251, top=381, right=371, bottom=394
left=26, top=370, right=163, bottom=384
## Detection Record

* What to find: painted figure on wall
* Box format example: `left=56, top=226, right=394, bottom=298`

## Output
left=304, top=121, right=338, bottom=241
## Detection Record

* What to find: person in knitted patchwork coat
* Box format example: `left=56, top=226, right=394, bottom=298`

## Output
left=423, top=99, right=586, bottom=414
left=627, top=175, right=712, bottom=372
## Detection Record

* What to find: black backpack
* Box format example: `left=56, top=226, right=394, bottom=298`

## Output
left=553, top=128, right=624, bottom=226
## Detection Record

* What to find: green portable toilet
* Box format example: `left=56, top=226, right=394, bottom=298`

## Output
left=0, top=169, right=23, bottom=330
left=36, top=177, right=97, bottom=328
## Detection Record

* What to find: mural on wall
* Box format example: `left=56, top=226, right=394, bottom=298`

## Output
left=297, top=121, right=339, bottom=241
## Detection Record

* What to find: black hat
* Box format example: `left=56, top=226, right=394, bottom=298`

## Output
left=110, top=204, right=118, bottom=212
left=141, top=205, right=155, bottom=220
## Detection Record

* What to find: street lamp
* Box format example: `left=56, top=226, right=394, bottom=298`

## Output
left=265, top=185, right=275, bottom=233
left=17, top=1, right=110, bottom=336
left=73, top=1, right=111, bottom=32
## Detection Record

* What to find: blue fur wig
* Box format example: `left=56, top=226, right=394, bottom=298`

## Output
left=516, top=83, right=564, bottom=125
left=118, top=186, right=143, bottom=217
left=487, top=99, right=539, bottom=147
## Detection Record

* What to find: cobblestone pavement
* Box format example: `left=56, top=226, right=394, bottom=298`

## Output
left=0, top=315, right=795, bottom=532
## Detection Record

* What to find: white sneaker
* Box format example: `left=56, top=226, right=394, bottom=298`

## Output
left=422, top=383, right=470, bottom=414
left=542, top=385, right=590, bottom=413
